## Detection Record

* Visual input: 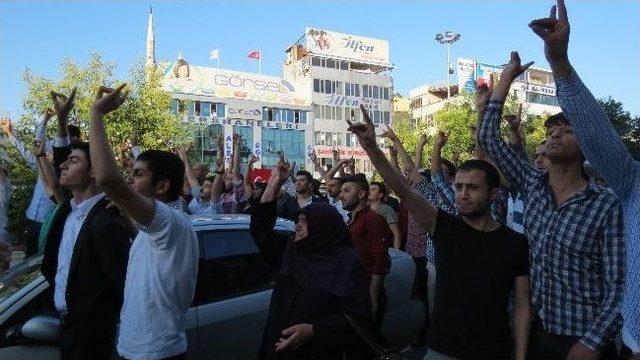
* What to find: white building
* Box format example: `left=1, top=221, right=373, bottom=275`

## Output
left=410, top=57, right=561, bottom=127
left=148, top=11, right=393, bottom=176
left=283, top=28, right=393, bottom=175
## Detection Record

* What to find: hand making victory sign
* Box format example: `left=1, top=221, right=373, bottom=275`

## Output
left=529, top=0, right=571, bottom=78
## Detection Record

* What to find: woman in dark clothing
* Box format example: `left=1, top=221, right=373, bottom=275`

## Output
left=251, top=161, right=371, bottom=359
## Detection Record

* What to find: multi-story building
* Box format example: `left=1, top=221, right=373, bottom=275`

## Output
left=409, top=57, right=561, bottom=128
left=160, top=57, right=312, bottom=169
left=283, top=28, right=393, bottom=175
left=148, top=10, right=393, bottom=177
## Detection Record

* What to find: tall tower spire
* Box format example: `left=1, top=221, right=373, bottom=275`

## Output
left=146, top=5, right=156, bottom=69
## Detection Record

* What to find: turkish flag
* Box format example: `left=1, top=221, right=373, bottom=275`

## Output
left=247, top=50, right=260, bottom=60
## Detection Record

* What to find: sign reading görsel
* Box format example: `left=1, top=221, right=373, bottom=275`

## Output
left=305, top=28, right=390, bottom=66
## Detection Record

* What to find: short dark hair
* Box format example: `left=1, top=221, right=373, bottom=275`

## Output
left=342, top=174, right=369, bottom=194
left=370, top=181, right=387, bottom=196
left=137, top=150, right=185, bottom=202
left=544, top=113, right=570, bottom=128
left=457, top=159, right=501, bottom=190
left=296, top=170, right=313, bottom=184
left=68, top=125, right=81, bottom=140
left=69, top=141, right=91, bottom=168
left=442, top=159, right=457, bottom=177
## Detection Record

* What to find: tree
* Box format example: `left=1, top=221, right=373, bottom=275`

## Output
left=598, top=97, right=640, bottom=159
left=2, top=53, right=193, bottom=245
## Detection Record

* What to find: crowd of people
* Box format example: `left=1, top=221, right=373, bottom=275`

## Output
left=0, top=1, right=638, bottom=359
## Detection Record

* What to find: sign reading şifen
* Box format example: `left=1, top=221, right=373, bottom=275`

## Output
left=305, top=28, right=390, bottom=66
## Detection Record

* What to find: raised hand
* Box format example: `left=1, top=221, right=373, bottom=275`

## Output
left=501, top=52, right=534, bottom=82
left=475, top=82, right=493, bottom=112
left=176, top=145, right=190, bottom=160
left=332, top=148, right=340, bottom=162
left=417, top=134, right=428, bottom=147
left=308, top=151, right=318, bottom=164
left=91, top=84, right=128, bottom=116
left=388, top=145, right=398, bottom=159
left=0, top=118, right=13, bottom=137
left=347, top=104, right=377, bottom=151
left=32, top=139, right=46, bottom=156
left=529, top=0, right=570, bottom=68
left=505, top=103, right=523, bottom=130
left=381, top=124, right=399, bottom=143
left=50, top=87, right=77, bottom=120
left=435, top=131, right=449, bottom=149
left=233, top=133, right=241, bottom=145
left=249, top=154, right=259, bottom=164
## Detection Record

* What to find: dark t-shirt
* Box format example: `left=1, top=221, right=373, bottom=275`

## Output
left=426, top=209, right=529, bottom=359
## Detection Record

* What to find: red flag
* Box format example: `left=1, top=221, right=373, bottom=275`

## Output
left=247, top=50, right=260, bottom=60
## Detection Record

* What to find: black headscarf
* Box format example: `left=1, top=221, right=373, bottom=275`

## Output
left=279, top=203, right=367, bottom=298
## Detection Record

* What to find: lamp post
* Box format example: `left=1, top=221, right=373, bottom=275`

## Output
left=435, top=31, right=461, bottom=100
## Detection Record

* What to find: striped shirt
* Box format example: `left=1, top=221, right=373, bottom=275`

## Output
left=556, top=67, right=640, bottom=353
left=479, top=100, right=625, bottom=351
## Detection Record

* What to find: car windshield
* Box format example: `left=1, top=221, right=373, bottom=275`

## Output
left=0, top=254, right=44, bottom=305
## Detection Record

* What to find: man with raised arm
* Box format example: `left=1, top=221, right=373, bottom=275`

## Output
left=88, top=84, right=198, bottom=360
left=348, top=105, right=531, bottom=360
left=530, top=0, right=639, bottom=356
left=478, top=49, right=625, bottom=359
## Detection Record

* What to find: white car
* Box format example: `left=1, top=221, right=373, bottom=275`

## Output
left=0, top=214, right=424, bottom=359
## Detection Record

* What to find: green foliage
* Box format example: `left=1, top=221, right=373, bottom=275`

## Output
left=598, top=97, right=640, bottom=160
left=3, top=53, right=193, bottom=244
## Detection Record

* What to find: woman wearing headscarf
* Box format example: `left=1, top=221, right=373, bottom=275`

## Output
left=250, top=161, right=371, bottom=359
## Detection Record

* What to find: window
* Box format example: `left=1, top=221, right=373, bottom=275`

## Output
left=383, top=88, right=389, bottom=100
left=313, top=79, right=320, bottom=93
left=325, top=80, right=331, bottom=94
left=345, top=82, right=351, bottom=96
left=373, top=86, right=379, bottom=99
left=340, top=60, right=349, bottom=70
left=354, top=84, right=360, bottom=97
left=286, top=110, right=294, bottom=123
left=526, top=92, right=559, bottom=106
left=171, top=99, right=179, bottom=114
left=383, top=111, right=390, bottom=125
left=336, top=81, right=343, bottom=95
left=300, top=111, right=307, bottom=124
left=201, top=102, right=211, bottom=117
left=261, top=129, right=306, bottom=168
left=192, top=229, right=284, bottom=305
left=327, top=59, right=336, bottom=68
left=195, top=101, right=202, bottom=116
left=187, top=101, right=195, bottom=116
left=363, top=85, right=369, bottom=98
left=312, top=57, right=321, bottom=66
left=215, top=103, right=225, bottom=118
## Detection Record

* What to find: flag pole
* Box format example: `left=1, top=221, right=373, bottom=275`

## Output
left=258, top=50, right=261, bottom=75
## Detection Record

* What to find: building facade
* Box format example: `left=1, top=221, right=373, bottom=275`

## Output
left=409, top=57, right=561, bottom=128
left=161, top=59, right=312, bottom=169
left=281, top=28, right=394, bottom=175
left=147, top=10, right=393, bottom=176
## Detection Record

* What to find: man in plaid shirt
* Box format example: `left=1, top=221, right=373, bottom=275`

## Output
left=478, top=50, right=625, bottom=359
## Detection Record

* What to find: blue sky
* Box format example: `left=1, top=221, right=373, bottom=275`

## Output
left=1, top=0, right=639, bottom=117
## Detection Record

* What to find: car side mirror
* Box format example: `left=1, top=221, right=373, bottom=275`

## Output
left=21, top=316, right=62, bottom=344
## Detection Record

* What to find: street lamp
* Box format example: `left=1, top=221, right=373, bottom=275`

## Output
left=435, top=31, right=461, bottom=100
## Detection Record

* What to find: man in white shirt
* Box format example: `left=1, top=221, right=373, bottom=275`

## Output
left=88, top=84, right=199, bottom=360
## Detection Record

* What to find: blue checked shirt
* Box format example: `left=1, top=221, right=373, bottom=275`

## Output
left=556, top=68, right=640, bottom=353
left=479, top=100, right=625, bottom=351
left=414, top=176, right=456, bottom=264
